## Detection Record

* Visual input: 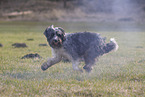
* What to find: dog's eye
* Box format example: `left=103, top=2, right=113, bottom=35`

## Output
left=57, top=34, right=62, bottom=37
left=56, top=31, right=62, bottom=37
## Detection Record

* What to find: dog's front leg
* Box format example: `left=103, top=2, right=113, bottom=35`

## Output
left=41, top=56, right=62, bottom=71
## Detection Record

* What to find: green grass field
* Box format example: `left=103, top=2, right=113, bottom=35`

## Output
left=0, top=21, right=145, bottom=96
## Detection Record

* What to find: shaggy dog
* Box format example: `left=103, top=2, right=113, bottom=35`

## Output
left=41, top=25, right=118, bottom=72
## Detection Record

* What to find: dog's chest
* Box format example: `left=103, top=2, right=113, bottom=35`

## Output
left=52, top=47, right=72, bottom=60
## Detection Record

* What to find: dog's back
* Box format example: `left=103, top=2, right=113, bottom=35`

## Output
left=63, top=32, right=106, bottom=59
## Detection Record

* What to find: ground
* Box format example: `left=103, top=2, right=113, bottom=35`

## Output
left=0, top=21, right=144, bottom=96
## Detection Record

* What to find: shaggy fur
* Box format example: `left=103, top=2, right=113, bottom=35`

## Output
left=41, top=25, right=119, bottom=72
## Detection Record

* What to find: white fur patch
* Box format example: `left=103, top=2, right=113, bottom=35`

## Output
left=110, top=38, right=119, bottom=51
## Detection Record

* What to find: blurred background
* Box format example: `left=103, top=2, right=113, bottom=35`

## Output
left=0, top=0, right=145, bottom=23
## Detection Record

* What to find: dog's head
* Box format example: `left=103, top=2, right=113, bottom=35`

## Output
left=43, top=25, right=66, bottom=48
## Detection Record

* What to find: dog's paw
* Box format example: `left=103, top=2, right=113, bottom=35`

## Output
left=83, top=66, right=92, bottom=73
left=41, top=62, right=49, bottom=71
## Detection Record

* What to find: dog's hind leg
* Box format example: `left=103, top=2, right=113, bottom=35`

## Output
left=83, top=48, right=97, bottom=72
left=41, top=56, right=62, bottom=71
left=83, top=57, right=96, bottom=72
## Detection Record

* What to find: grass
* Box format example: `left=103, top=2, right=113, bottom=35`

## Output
left=0, top=21, right=145, bottom=96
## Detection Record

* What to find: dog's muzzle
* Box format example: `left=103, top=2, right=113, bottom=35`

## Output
left=50, top=37, right=62, bottom=48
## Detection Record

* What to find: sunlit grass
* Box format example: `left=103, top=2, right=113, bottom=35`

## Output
left=0, top=21, right=144, bottom=96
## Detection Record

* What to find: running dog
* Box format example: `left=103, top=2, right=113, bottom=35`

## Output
left=41, top=25, right=119, bottom=72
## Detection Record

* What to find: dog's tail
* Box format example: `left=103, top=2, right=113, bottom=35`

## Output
left=103, top=38, right=119, bottom=53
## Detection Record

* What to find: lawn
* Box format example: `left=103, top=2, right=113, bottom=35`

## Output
left=0, top=21, right=144, bottom=96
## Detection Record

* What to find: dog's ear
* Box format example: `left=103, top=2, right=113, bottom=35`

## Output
left=58, top=27, right=65, bottom=35
left=58, top=27, right=66, bottom=41
left=43, top=25, right=54, bottom=37
left=43, top=29, right=47, bottom=37
left=62, top=34, right=66, bottom=42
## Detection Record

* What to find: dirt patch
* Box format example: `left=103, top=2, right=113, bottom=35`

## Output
left=27, top=38, right=34, bottom=41
left=0, top=43, right=3, bottom=47
left=136, top=46, right=143, bottom=48
left=21, top=53, right=42, bottom=59
left=39, top=44, right=47, bottom=46
left=118, top=18, right=134, bottom=22
left=12, top=43, right=27, bottom=48
left=2, top=11, right=32, bottom=17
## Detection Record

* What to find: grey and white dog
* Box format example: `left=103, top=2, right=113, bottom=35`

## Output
left=41, top=25, right=119, bottom=72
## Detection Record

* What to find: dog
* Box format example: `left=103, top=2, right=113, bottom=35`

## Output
left=41, top=25, right=119, bottom=72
